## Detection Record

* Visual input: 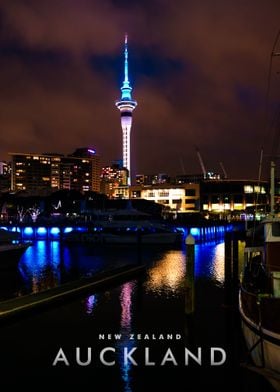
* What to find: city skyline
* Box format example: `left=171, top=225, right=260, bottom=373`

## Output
left=0, top=1, right=280, bottom=179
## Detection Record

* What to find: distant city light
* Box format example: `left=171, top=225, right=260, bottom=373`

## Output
left=87, top=149, right=96, bottom=154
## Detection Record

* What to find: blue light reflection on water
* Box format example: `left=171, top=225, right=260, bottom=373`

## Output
left=19, top=241, right=62, bottom=293
left=194, top=242, right=224, bottom=285
left=15, top=240, right=226, bottom=298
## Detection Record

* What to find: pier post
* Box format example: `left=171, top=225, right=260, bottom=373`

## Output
left=185, top=234, right=195, bottom=315
left=232, top=230, right=239, bottom=289
left=224, top=229, right=241, bottom=368
left=224, top=230, right=240, bottom=306
left=224, top=231, right=233, bottom=306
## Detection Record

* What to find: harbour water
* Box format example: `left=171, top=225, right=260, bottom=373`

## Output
left=0, top=238, right=275, bottom=391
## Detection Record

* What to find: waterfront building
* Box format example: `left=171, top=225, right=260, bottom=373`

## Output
left=115, top=35, right=137, bottom=186
left=10, top=148, right=101, bottom=195
left=130, top=179, right=271, bottom=219
left=200, top=180, right=269, bottom=219
left=130, top=183, right=200, bottom=214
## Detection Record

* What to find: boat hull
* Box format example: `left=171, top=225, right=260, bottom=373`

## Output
left=65, top=226, right=183, bottom=246
left=239, top=290, right=280, bottom=391
left=0, top=244, right=30, bottom=269
left=101, top=232, right=181, bottom=245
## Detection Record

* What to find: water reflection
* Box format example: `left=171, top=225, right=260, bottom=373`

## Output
left=118, top=282, right=136, bottom=392
left=11, top=240, right=227, bottom=299
left=19, top=241, right=61, bottom=293
left=85, top=294, right=97, bottom=315
left=145, top=250, right=186, bottom=294
left=212, top=243, right=225, bottom=283
left=120, top=282, right=134, bottom=331
left=195, top=241, right=225, bottom=285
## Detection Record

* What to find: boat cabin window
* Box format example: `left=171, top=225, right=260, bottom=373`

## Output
left=243, top=251, right=268, bottom=293
left=272, top=222, right=280, bottom=237
left=245, top=250, right=263, bottom=266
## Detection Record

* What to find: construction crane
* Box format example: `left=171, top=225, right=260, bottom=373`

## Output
left=195, top=146, right=207, bottom=179
left=219, top=161, right=228, bottom=179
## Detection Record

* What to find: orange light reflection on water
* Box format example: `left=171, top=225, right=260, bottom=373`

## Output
left=145, top=250, right=186, bottom=294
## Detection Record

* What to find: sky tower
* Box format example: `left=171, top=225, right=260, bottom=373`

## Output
left=115, top=34, right=137, bottom=186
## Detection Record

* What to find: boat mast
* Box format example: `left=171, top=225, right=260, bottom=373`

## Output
left=270, top=160, right=276, bottom=215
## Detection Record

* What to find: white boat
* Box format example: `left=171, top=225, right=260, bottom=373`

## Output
left=239, top=162, right=280, bottom=391
left=65, top=207, right=183, bottom=246
left=65, top=221, right=182, bottom=246
left=100, top=221, right=182, bottom=245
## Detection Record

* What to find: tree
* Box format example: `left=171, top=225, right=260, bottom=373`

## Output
left=29, top=206, right=41, bottom=223
left=17, top=206, right=27, bottom=223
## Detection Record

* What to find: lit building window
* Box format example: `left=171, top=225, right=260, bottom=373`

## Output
left=147, top=192, right=155, bottom=197
left=254, top=186, right=266, bottom=194
left=244, top=185, right=253, bottom=193
left=172, top=199, right=182, bottom=204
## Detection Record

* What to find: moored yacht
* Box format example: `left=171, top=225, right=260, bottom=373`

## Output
left=239, top=162, right=280, bottom=391
left=65, top=208, right=183, bottom=246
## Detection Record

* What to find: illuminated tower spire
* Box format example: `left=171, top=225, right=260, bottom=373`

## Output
left=116, top=34, right=137, bottom=186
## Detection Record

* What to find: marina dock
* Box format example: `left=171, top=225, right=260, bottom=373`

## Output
left=0, top=264, right=146, bottom=321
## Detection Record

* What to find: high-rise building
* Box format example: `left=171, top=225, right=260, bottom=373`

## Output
left=10, top=148, right=101, bottom=195
left=0, top=161, right=11, bottom=192
left=0, top=161, right=10, bottom=176
left=67, top=148, right=101, bottom=193
left=115, top=34, right=137, bottom=186
left=100, top=161, right=129, bottom=198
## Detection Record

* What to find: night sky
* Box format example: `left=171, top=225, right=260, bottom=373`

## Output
left=0, top=0, right=280, bottom=179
